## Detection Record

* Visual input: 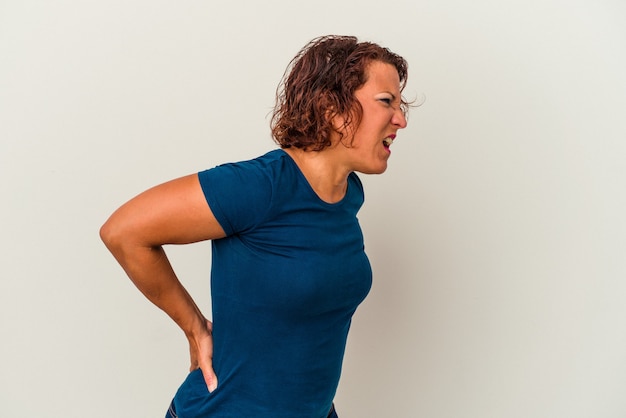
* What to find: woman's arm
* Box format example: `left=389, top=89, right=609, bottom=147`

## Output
left=99, top=173, right=226, bottom=391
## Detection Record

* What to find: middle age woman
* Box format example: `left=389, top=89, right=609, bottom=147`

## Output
left=100, top=35, right=409, bottom=418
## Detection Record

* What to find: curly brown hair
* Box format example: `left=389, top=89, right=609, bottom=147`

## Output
left=271, top=35, right=408, bottom=151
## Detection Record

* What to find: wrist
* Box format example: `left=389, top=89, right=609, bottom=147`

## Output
left=183, top=314, right=211, bottom=340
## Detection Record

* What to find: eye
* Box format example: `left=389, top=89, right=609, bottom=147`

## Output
left=378, top=98, right=392, bottom=105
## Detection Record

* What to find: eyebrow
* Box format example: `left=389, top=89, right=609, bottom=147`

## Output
left=377, top=91, right=397, bottom=99
left=386, top=92, right=400, bottom=103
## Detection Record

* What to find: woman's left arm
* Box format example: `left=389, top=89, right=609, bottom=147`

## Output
left=99, top=173, right=226, bottom=391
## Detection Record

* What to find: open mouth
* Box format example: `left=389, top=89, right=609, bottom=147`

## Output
left=382, top=135, right=395, bottom=148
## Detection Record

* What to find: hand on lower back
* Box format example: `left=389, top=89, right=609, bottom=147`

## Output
left=188, top=319, right=218, bottom=392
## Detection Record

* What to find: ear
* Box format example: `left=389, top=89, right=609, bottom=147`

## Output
left=329, top=111, right=358, bottom=148
left=330, top=111, right=347, bottom=133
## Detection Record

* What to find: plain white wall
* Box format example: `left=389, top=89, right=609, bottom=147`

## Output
left=1, top=1, right=625, bottom=417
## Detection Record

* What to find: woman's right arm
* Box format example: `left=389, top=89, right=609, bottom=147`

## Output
left=99, top=173, right=226, bottom=391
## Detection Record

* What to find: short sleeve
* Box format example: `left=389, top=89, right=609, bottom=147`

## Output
left=198, top=160, right=273, bottom=236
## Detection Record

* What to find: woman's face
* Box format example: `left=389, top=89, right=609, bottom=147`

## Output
left=338, top=60, right=408, bottom=174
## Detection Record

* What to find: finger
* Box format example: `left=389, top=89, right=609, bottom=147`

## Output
left=200, top=365, right=218, bottom=392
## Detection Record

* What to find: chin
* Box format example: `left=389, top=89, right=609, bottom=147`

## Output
left=359, top=164, right=388, bottom=175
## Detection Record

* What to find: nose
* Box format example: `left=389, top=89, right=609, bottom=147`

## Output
left=392, top=107, right=407, bottom=129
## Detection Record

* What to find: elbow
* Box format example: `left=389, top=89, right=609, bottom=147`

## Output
left=99, top=217, right=124, bottom=254
left=99, top=221, right=111, bottom=246
left=100, top=214, right=155, bottom=259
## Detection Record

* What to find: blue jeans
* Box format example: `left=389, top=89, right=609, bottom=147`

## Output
left=166, top=401, right=339, bottom=417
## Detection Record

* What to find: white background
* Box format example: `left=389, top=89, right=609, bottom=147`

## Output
left=1, top=1, right=625, bottom=417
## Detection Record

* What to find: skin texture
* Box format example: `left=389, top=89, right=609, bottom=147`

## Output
left=99, top=59, right=407, bottom=394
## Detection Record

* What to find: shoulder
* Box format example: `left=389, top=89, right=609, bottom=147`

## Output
left=196, top=150, right=293, bottom=235
left=201, top=149, right=288, bottom=177
left=198, top=149, right=287, bottom=188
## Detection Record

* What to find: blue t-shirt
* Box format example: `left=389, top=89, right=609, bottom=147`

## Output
left=171, top=149, right=372, bottom=418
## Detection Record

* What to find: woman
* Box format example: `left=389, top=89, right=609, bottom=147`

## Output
left=100, top=35, right=408, bottom=418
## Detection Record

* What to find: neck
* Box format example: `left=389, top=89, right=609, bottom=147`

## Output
left=283, top=147, right=351, bottom=204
